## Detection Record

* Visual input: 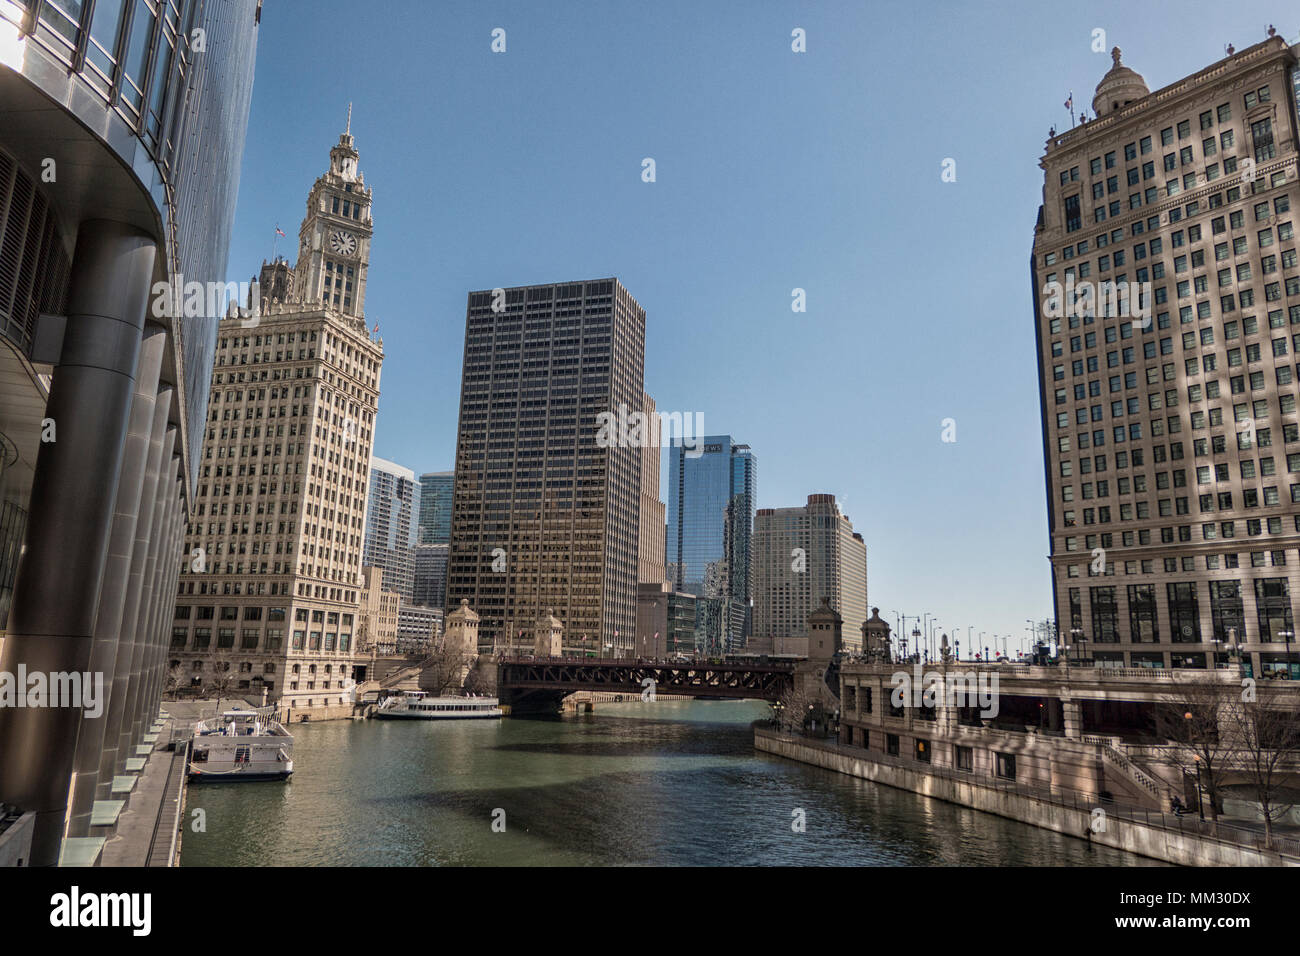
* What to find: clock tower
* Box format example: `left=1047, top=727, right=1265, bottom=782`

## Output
left=295, top=104, right=373, bottom=326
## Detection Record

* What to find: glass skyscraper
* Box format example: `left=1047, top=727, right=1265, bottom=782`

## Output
left=667, top=437, right=756, bottom=653
left=0, top=0, right=260, bottom=865
left=364, top=457, right=420, bottom=601
left=418, top=470, right=454, bottom=544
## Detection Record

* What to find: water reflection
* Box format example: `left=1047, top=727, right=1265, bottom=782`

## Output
left=180, top=700, right=1162, bottom=867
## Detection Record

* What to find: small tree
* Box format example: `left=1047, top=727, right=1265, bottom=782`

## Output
left=204, top=649, right=238, bottom=711
left=463, top=660, right=496, bottom=697
left=164, top=662, right=184, bottom=699
left=775, top=677, right=836, bottom=736
left=1154, top=677, right=1240, bottom=826
left=1226, top=692, right=1300, bottom=849
left=417, top=638, right=478, bottom=696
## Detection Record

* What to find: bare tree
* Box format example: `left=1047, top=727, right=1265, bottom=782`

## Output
left=1154, top=677, right=1240, bottom=827
left=775, top=677, right=836, bottom=736
left=204, top=649, right=238, bottom=710
left=416, top=638, right=478, bottom=696
left=1225, top=691, right=1300, bottom=849
left=164, top=662, right=184, bottom=699
left=463, top=660, right=496, bottom=697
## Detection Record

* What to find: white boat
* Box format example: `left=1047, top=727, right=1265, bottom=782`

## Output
left=375, top=691, right=503, bottom=720
left=187, top=710, right=294, bottom=782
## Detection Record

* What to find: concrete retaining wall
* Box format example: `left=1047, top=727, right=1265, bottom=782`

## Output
left=0, top=811, right=34, bottom=867
left=754, top=727, right=1296, bottom=867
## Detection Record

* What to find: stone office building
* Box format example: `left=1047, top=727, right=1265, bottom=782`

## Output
left=752, top=494, right=868, bottom=652
left=174, top=116, right=384, bottom=714
left=1033, top=35, right=1300, bottom=676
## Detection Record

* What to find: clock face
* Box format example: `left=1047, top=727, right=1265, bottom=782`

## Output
left=329, top=230, right=357, bottom=256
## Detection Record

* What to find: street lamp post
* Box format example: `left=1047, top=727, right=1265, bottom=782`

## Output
left=1191, top=750, right=1205, bottom=822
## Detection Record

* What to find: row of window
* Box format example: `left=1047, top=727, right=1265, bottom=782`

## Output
left=1065, top=578, right=1292, bottom=644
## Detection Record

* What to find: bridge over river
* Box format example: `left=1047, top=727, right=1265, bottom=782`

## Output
left=496, top=656, right=797, bottom=714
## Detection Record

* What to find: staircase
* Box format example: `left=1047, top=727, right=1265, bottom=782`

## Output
left=1084, top=735, right=1163, bottom=804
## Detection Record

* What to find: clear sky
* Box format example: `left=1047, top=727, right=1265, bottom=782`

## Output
left=224, top=0, right=1298, bottom=653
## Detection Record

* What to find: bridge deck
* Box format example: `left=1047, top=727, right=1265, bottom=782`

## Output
left=497, top=657, right=796, bottom=702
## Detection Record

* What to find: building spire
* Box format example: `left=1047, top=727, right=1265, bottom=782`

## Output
left=346, top=101, right=352, bottom=136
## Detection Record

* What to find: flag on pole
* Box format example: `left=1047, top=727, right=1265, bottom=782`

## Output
left=275, top=225, right=285, bottom=237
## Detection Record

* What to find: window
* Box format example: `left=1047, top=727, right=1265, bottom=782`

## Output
left=955, top=745, right=974, bottom=772
left=1090, top=586, right=1119, bottom=643
left=1128, top=584, right=1158, bottom=642
left=886, top=734, right=899, bottom=756
left=1210, top=581, right=1245, bottom=643
left=1255, top=578, right=1293, bottom=642
left=914, top=738, right=931, bottom=763
left=1064, top=194, right=1081, bottom=233
left=1168, top=582, right=1201, bottom=642
left=995, top=753, right=1017, bottom=780
left=1252, top=118, right=1276, bottom=163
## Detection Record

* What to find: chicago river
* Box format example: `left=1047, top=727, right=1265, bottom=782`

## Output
left=181, top=701, right=1159, bottom=866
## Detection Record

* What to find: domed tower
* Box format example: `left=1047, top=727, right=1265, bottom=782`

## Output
left=534, top=608, right=564, bottom=657
left=294, top=104, right=374, bottom=328
left=861, top=607, right=893, bottom=663
left=444, top=598, right=480, bottom=660
left=1092, top=47, right=1149, bottom=118
left=807, top=596, right=842, bottom=663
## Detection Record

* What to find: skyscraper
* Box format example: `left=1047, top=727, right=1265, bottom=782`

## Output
left=418, top=470, right=454, bottom=544
left=413, top=541, right=449, bottom=609
left=638, top=392, right=667, bottom=586
left=447, top=278, right=645, bottom=655
left=363, top=456, right=420, bottom=600
left=752, top=494, right=867, bottom=651
left=175, top=116, right=383, bottom=714
left=0, top=0, right=259, bottom=865
left=667, top=437, right=756, bottom=653
left=1032, top=37, right=1300, bottom=675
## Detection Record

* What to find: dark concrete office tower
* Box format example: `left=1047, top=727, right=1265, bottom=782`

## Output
left=447, top=279, right=645, bottom=656
left=0, top=0, right=259, bottom=864
left=1032, top=36, right=1300, bottom=675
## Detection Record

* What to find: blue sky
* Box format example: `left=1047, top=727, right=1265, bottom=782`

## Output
left=225, top=0, right=1297, bottom=652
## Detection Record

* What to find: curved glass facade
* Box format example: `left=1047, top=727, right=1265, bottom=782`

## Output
left=666, top=437, right=756, bottom=652
left=1, top=0, right=259, bottom=487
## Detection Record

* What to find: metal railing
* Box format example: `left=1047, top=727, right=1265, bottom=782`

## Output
left=755, top=725, right=1300, bottom=859
left=1090, top=739, right=1163, bottom=799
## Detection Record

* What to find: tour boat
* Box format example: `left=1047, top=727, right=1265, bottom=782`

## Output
left=187, top=710, right=294, bottom=782
left=374, top=691, right=503, bottom=720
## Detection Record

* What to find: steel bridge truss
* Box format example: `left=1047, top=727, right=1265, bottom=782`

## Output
left=497, top=657, right=795, bottom=701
